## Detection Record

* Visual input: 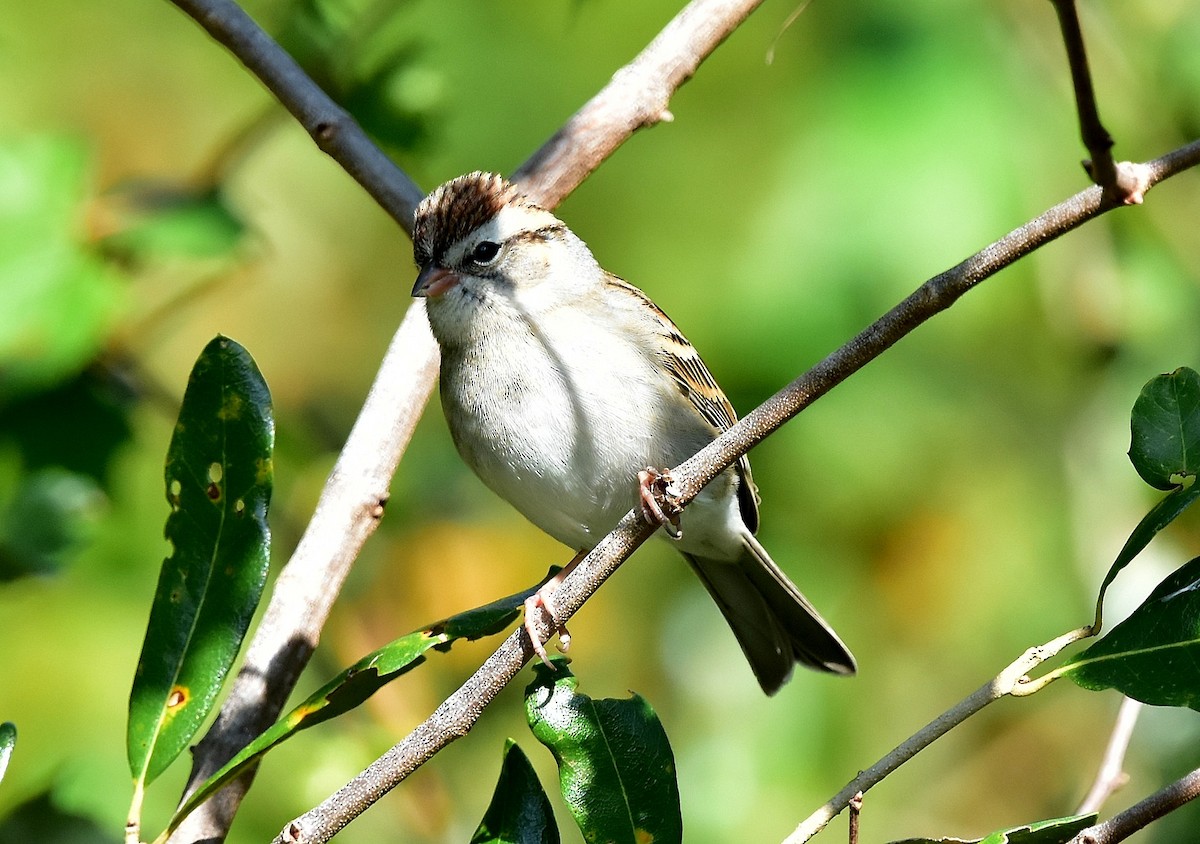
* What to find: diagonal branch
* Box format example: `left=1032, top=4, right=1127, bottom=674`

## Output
left=1069, top=764, right=1200, bottom=844
left=513, top=0, right=767, bottom=207
left=788, top=626, right=1094, bottom=844
left=1076, top=697, right=1142, bottom=815
left=271, top=139, right=1200, bottom=844
left=168, top=0, right=424, bottom=229
left=163, top=0, right=772, bottom=840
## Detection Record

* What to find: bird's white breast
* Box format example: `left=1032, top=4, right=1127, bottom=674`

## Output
left=439, top=301, right=689, bottom=551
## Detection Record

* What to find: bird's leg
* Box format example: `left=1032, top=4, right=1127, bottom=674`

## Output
left=524, top=550, right=585, bottom=665
left=639, top=467, right=684, bottom=539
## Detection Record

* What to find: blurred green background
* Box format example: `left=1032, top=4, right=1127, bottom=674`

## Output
left=2, top=0, right=1200, bottom=841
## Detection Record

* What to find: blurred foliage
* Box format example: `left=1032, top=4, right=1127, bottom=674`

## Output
left=0, top=0, right=1198, bottom=843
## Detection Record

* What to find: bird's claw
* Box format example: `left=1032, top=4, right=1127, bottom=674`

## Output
left=638, top=467, right=683, bottom=540
left=524, top=589, right=571, bottom=666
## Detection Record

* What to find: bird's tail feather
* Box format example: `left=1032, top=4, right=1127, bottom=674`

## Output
left=684, top=534, right=855, bottom=695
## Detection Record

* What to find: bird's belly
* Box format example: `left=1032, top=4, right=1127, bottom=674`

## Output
left=441, top=347, right=670, bottom=550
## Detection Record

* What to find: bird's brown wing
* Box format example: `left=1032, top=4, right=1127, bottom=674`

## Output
left=603, top=273, right=761, bottom=532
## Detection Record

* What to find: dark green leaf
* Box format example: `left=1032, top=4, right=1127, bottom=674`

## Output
left=0, top=792, right=118, bottom=844
left=470, top=740, right=559, bottom=844
left=0, top=135, right=126, bottom=404
left=1129, top=367, right=1200, bottom=490
left=1067, top=556, right=1200, bottom=709
left=341, top=48, right=436, bottom=152
left=0, top=468, right=104, bottom=580
left=0, top=368, right=135, bottom=486
left=525, top=660, right=681, bottom=844
left=890, top=814, right=1096, bottom=844
left=0, top=722, right=15, bottom=784
left=164, top=579, right=541, bottom=837
left=101, top=184, right=246, bottom=262
left=274, top=0, right=437, bottom=152
left=1092, top=483, right=1200, bottom=624
left=127, top=336, right=274, bottom=787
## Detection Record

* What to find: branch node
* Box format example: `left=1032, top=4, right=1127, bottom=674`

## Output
left=368, top=493, right=389, bottom=521
left=1111, top=160, right=1152, bottom=205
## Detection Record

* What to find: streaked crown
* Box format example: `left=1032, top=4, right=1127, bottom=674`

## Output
left=413, top=172, right=538, bottom=269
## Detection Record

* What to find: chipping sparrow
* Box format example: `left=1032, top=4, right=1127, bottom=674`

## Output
left=411, top=172, right=855, bottom=694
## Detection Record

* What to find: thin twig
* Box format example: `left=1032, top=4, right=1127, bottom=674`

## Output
left=1050, top=1, right=1114, bottom=180
left=274, top=140, right=1200, bottom=843
left=1077, top=697, right=1142, bottom=815
left=847, top=792, right=863, bottom=844
left=785, top=626, right=1093, bottom=843
left=1069, top=766, right=1200, bottom=844
left=667, top=139, right=1200, bottom=508
left=1048, top=0, right=1148, bottom=204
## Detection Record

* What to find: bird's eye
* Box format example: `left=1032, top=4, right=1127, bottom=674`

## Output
left=470, top=240, right=501, bottom=265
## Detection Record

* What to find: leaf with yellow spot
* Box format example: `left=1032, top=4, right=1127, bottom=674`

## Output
left=162, top=579, right=542, bottom=839
left=127, top=336, right=274, bottom=792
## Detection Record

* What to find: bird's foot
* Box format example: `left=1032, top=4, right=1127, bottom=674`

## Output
left=524, top=564, right=575, bottom=665
left=638, top=467, right=683, bottom=540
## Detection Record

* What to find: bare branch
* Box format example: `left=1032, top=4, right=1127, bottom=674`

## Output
left=1077, top=697, right=1142, bottom=815
left=1070, top=765, right=1200, bottom=844
left=1048, top=0, right=1148, bottom=204
left=272, top=140, right=1200, bottom=843
left=786, top=626, right=1094, bottom=843
left=668, top=140, right=1200, bottom=506
left=1050, top=1, right=1113, bottom=177
left=513, top=0, right=767, bottom=206
left=847, top=792, right=864, bottom=844
left=169, top=0, right=423, bottom=229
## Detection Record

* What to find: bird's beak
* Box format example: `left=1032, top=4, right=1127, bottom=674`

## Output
left=412, top=265, right=459, bottom=298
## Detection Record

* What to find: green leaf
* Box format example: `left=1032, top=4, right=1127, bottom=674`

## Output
left=0, top=722, right=15, bottom=784
left=470, top=740, right=559, bottom=844
left=1066, top=556, right=1200, bottom=709
left=1129, top=367, right=1200, bottom=490
left=0, top=468, right=105, bottom=580
left=890, top=814, right=1096, bottom=844
left=525, top=660, right=681, bottom=844
left=1092, top=482, right=1200, bottom=625
left=163, top=580, right=541, bottom=838
left=275, top=0, right=437, bottom=152
left=0, top=368, right=134, bottom=486
left=101, top=184, right=246, bottom=262
left=0, top=135, right=126, bottom=404
left=127, top=336, right=274, bottom=788
left=341, top=49, right=436, bottom=152
left=0, top=792, right=116, bottom=843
